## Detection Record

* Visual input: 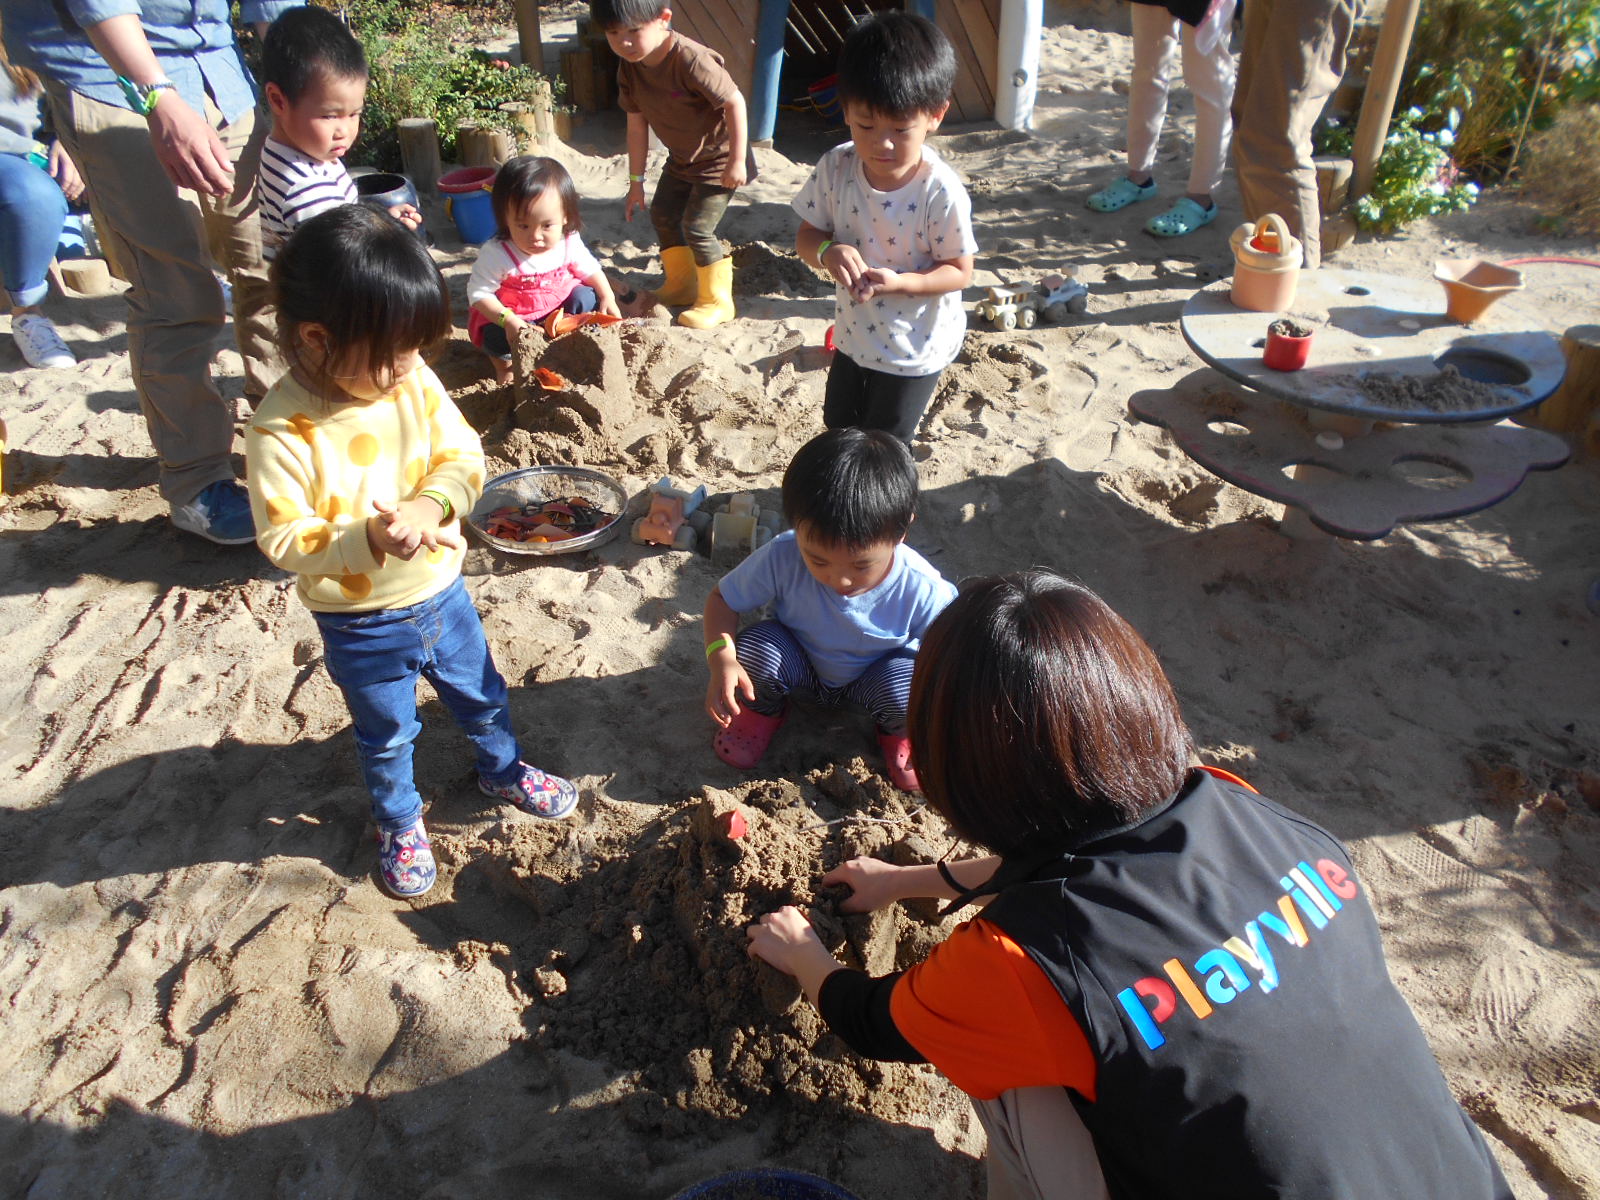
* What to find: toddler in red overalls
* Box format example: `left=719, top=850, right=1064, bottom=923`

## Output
left=467, top=155, right=620, bottom=383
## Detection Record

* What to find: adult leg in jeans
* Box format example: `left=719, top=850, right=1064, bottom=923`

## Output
left=416, top=579, right=524, bottom=789
left=0, top=154, right=68, bottom=310
left=974, top=1087, right=1110, bottom=1200
left=1231, top=0, right=1359, bottom=268
left=46, top=82, right=237, bottom=508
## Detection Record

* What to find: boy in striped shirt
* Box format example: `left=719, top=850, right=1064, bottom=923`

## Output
left=257, top=6, right=420, bottom=258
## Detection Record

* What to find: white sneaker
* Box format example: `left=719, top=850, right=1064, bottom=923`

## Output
left=12, top=314, right=76, bottom=369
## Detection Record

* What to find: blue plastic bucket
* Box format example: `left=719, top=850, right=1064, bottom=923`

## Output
left=669, top=1168, right=862, bottom=1200
left=439, top=166, right=498, bottom=244
left=354, top=171, right=428, bottom=242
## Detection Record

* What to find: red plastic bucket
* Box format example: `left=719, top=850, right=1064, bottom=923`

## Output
left=439, top=166, right=498, bottom=243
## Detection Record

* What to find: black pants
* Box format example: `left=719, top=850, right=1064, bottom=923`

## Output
left=650, top=171, right=734, bottom=266
left=479, top=285, right=596, bottom=357
left=823, top=351, right=943, bottom=444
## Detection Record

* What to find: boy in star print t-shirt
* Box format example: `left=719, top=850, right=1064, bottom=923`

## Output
left=795, top=12, right=977, bottom=444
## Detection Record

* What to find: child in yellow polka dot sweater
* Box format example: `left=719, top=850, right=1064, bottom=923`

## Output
left=246, top=205, right=579, bottom=899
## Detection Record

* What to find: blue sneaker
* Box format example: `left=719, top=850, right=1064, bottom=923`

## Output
left=377, top=817, right=436, bottom=897
left=480, top=761, right=579, bottom=820
left=171, top=479, right=256, bottom=545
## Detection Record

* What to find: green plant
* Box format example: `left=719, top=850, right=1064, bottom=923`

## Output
left=334, top=0, right=560, bottom=168
left=1398, top=0, right=1600, bottom=182
left=1317, top=108, right=1480, bottom=233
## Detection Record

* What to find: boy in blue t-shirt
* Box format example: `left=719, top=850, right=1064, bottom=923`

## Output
left=703, top=428, right=955, bottom=792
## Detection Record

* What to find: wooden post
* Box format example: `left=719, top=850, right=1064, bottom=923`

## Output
left=1315, top=155, right=1357, bottom=257
left=1351, top=0, right=1422, bottom=200
left=514, top=0, right=543, bottom=73
left=1523, top=325, right=1600, bottom=435
left=457, top=123, right=514, bottom=167
left=397, top=118, right=442, bottom=195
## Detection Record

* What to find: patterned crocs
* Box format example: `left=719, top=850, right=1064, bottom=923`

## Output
left=377, top=817, right=436, bottom=897
left=480, top=761, right=580, bottom=820
left=1145, top=196, right=1218, bottom=237
left=1087, top=176, right=1157, bottom=213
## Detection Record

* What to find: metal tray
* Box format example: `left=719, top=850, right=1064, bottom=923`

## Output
left=467, top=465, right=627, bottom=556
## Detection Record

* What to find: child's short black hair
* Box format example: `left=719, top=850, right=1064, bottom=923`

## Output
left=261, top=5, right=368, bottom=102
left=491, top=155, right=582, bottom=240
left=834, top=11, right=956, bottom=118
left=781, top=428, right=918, bottom=551
left=589, top=0, right=670, bottom=29
left=272, top=204, right=450, bottom=394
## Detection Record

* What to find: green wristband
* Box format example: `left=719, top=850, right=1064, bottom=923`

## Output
left=629, top=172, right=646, bottom=183
left=418, top=489, right=453, bottom=521
left=705, top=635, right=731, bottom=659
left=816, top=239, right=835, bottom=263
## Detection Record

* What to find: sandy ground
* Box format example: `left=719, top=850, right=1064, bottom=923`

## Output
left=4, top=14, right=1600, bottom=1200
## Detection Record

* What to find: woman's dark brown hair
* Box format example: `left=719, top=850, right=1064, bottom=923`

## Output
left=908, top=570, right=1194, bottom=858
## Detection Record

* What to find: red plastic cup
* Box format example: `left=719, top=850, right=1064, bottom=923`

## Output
left=1263, top=328, right=1313, bottom=371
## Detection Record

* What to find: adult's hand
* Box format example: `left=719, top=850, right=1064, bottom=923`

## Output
left=146, top=93, right=235, bottom=196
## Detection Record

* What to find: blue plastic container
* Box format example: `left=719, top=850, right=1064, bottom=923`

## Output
left=669, top=1168, right=862, bottom=1200
left=354, top=171, right=428, bottom=242
left=438, top=166, right=498, bottom=244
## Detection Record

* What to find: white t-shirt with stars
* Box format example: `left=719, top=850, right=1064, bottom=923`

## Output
left=793, top=144, right=978, bottom=377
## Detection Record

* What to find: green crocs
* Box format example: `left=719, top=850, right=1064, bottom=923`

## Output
left=1087, top=176, right=1157, bottom=213
left=1145, top=196, right=1218, bottom=237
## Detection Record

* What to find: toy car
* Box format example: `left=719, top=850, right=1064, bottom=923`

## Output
left=708, top=492, right=782, bottom=568
left=631, top=476, right=710, bottom=552
left=975, top=272, right=1089, bottom=330
left=976, top=284, right=1039, bottom=331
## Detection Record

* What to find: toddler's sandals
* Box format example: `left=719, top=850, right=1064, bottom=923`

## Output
left=877, top=729, right=921, bottom=794
left=714, top=707, right=786, bottom=770
left=1145, top=196, right=1218, bottom=238
left=1086, top=177, right=1157, bottom=213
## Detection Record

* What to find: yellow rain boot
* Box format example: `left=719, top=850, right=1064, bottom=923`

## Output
left=654, top=245, right=697, bottom=307
left=678, top=257, right=735, bottom=329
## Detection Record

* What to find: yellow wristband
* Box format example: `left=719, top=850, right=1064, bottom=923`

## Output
left=496, top=309, right=509, bottom=327
left=418, top=489, right=453, bottom=521
left=705, top=635, right=731, bottom=659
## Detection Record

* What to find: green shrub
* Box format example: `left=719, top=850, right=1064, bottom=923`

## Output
left=1317, top=108, right=1480, bottom=233
left=337, top=0, right=560, bottom=169
left=1399, top=0, right=1600, bottom=181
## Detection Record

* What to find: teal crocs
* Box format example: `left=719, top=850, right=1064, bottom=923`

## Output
left=1145, top=196, right=1218, bottom=237
left=1086, top=176, right=1157, bottom=213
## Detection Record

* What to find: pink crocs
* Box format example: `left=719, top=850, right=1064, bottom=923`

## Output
left=714, top=707, right=786, bottom=770
left=877, top=730, right=920, bottom=794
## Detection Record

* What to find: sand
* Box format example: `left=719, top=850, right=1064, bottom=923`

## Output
left=3, top=12, right=1599, bottom=1200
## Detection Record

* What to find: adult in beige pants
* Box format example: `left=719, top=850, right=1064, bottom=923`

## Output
left=9, top=0, right=287, bottom=544
left=1231, top=0, right=1362, bottom=269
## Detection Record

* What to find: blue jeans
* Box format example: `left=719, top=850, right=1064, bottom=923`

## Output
left=0, top=152, right=68, bottom=309
left=314, top=577, right=523, bottom=831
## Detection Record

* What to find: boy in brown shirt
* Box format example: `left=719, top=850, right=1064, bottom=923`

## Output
left=593, top=0, right=751, bottom=329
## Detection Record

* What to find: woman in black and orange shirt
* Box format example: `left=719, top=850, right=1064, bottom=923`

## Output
left=747, top=571, right=1511, bottom=1200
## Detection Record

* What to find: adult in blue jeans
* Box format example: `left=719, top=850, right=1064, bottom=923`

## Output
left=1, top=36, right=81, bottom=369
